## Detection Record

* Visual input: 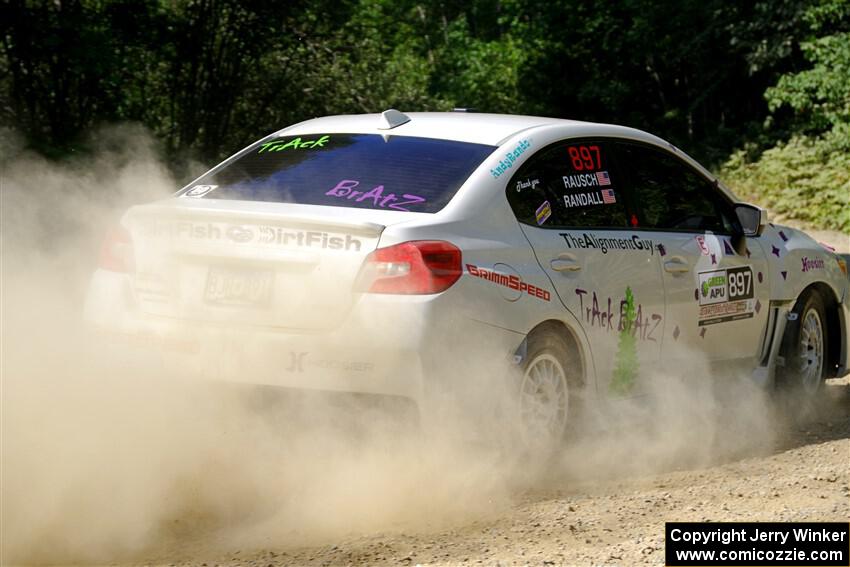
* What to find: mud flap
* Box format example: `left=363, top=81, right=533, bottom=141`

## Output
left=751, top=303, right=794, bottom=388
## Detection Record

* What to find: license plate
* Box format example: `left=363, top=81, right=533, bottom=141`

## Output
left=204, top=267, right=273, bottom=306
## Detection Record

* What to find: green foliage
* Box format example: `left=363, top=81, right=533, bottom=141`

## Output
left=610, top=286, right=638, bottom=396
left=766, top=31, right=850, bottom=133
left=433, top=18, right=528, bottom=113
left=719, top=133, right=850, bottom=232
left=719, top=0, right=849, bottom=233
left=1, top=0, right=847, bottom=216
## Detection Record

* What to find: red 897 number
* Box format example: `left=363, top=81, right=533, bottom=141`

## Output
left=568, top=145, right=601, bottom=171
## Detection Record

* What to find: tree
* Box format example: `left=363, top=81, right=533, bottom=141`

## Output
left=611, top=286, right=638, bottom=396
left=765, top=0, right=850, bottom=148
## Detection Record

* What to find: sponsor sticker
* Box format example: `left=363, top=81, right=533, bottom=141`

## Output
left=535, top=201, right=552, bottom=225
left=325, top=179, right=426, bottom=211
left=698, top=299, right=756, bottom=326
left=140, top=221, right=363, bottom=251
left=490, top=139, right=531, bottom=178
left=697, top=266, right=755, bottom=325
left=695, top=235, right=710, bottom=256
left=258, top=135, right=330, bottom=153
left=699, top=270, right=728, bottom=305
left=574, top=287, right=662, bottom=343
left=560, top=232, right=655, bottom=255
left=801, top=256, right=825, bottom=272
left=184, top=184, right=218, bottom=198
left=466, top=263, right=550, bottom=301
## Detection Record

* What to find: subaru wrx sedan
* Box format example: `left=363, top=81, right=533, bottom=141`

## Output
left=86, top=110, right=850, bottom=440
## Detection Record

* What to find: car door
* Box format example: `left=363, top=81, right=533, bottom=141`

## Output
left=505, top=139, right=666, bottom=396
left=613, top=141, right=770, bottom=364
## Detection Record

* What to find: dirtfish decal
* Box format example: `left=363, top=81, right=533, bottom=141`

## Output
left=490, top=139, right=531, bottom=178
left=140, top=221, right=362, bottom=251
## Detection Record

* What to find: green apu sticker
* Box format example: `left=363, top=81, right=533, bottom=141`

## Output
left=258, top=135, right=330, bottom=153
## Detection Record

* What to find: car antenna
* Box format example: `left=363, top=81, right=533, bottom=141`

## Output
left=378, top=109, right=411, bottom=130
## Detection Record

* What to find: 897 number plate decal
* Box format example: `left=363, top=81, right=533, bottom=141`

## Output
left=697, top=266, right=756, bottom=326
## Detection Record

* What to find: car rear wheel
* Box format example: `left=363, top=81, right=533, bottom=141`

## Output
left=777, top=290, right=828, bottom=403
left=517, top=333, right=575, bottom=449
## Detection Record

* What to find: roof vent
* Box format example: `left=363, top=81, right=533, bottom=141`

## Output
left=452, top=107, right=478, bottom=112
left=378, top=109, right=411, bottom=130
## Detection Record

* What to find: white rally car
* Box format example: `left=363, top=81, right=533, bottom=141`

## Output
left=87, top=110, right=850, bottom=439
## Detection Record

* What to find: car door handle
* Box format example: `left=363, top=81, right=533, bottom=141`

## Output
left=550, top=256, right=582, bottom=272
left=664, top=256, right=690, bottom=273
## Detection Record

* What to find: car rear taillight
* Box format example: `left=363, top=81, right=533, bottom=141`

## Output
left=358, top=241, right=462, bottom=294
left=98, top=224, right=135, bottom=273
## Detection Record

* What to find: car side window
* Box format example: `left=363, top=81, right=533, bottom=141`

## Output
left=506, top=140, right=629, bottom=228
left=616, top=142, right=736, bottom=234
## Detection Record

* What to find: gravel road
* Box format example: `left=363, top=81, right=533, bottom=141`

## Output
left=131, top=376, right=848, bottom=567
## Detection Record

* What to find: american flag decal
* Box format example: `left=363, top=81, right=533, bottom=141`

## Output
left=596, top=170, right=611, bottom=186
left=601, top=188, right=616, bottom=204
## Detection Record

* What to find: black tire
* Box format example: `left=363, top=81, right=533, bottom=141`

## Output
left=516, top=332, right=580, bottom=449
left=776, top=290, right=828, bottom=403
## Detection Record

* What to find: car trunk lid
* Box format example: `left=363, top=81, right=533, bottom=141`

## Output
left=123, top=199, right=398, bottom=331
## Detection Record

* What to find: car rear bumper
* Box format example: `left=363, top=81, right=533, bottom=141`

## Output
left=85, top=269, right=524, bottom=402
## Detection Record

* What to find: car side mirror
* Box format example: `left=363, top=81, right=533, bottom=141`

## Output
left=734, top=203, right=768, bottom=237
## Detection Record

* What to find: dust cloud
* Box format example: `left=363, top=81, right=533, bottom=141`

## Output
left=1, top=126, right=781, bottom=564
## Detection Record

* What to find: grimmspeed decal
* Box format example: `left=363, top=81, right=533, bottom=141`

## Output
left=697, top=266, right=755, bottom=326
left=559, top=232, right=656, bottom=255
left=466, top=264, right=550, bottom=301
left=140, top=221, right=363, bottom=251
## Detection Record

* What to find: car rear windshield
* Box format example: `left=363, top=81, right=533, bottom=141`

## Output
left=185, top=133, right=496, bottom=213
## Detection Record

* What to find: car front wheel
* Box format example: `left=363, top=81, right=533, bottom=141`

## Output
left=777, top=290, right=828, bottom=403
